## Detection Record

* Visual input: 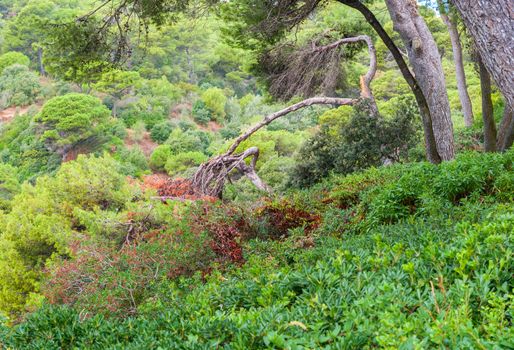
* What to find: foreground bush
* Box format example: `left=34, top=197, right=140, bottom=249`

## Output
left=0, top=151, right=512, bottom=348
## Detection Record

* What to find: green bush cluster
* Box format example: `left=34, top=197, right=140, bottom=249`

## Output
left=0, top=64, right=41, bottom=108
left=0, top=155, right=134, bottom=317
left=0, top=52, right=30, bottom=75
left=34, top=93, right=112, bottom=158
left=0, top=151, right=512, bottom=349
left=291, top=98, right=420, bottom=187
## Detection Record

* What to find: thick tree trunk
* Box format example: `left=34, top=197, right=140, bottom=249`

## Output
left=497, top=105, right=514, bottom=152
left=441, top=13, right=474, bottom=127
left=450, top=0, right=514, bottom=109
left=337, top=0, right=441, bottom=164
left=478, top=57, right=497, bottom=152
left=384, top=0, right=455, bottom=161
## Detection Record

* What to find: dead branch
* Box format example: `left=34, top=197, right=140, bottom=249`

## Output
left=191, top=98, right=357, bottom=198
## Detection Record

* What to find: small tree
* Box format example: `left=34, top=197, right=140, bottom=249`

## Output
left=34, top=94, right=112, bottom=159
left=0, top=52, right=30, bottom=75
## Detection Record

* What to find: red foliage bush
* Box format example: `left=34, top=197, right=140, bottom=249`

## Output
left=256, top=199, right=321, bottom=239
left=141, top=174, right=217, bottom=202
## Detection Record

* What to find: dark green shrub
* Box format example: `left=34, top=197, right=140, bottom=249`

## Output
left=290, top=99, right=420, bottom=187
left=150, top=121, right=174, bottom=143
left=192, top=100, right=212, bottom=125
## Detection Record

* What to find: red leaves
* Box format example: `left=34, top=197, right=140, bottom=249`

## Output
left=256, top=199, right=321, bottom=239
left=142, top=174, right=217, bottom=201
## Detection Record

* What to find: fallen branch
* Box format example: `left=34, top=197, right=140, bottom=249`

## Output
left=191, top=98, right=357, bottom=198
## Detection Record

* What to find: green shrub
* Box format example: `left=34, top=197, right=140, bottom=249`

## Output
left=0, top=163, right=20, bottom=212
left=34, top=93, right=112, bottom=158
left=0, top=52, right=30, bottom=75
left=201, top=87, right=227, bottom=121
left=166, top=128, right=211, bottom=154
left=291, top=98, right=420, bottom=187
left=0, top=64, right=41, bottom=108
left=165, top=151, right=208, bottom=176
left=0, top=155, right=133, bottom=317
left=150, top=121, right=174, bottom=143
left=192, top=100, right=212, bottom=125
left=149, top=145, right=172, bottom=171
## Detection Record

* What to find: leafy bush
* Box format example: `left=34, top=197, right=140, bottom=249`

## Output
left=149, top=145, right=172, bottom=171
left=150, top=121, right=174, bottom=143
left=192, top=100, right=212, bottom=125
left=201, top=87, right=227, bottom=121
left=165, top=151, right=208, bottom=176
left=0, top=64, right=41, bottom=108
left=119, top=110, right=166, bottom=129
left=0, top=52, right=30, bottom=75
left=291, top=99, right=420, bottom=187
left=34, top=93, right=112, bottom=158
left=0, top=163, right=20, bottom=212
left=166, top=128, right=211, bottom=154
left=0, top=155, right=133, bottom=317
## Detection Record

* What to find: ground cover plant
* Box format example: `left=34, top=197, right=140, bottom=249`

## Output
left=0, top=151, right=512, bottom=349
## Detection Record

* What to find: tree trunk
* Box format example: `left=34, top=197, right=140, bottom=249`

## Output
left=337, top=0, right=442, bottom=164
left=497, top=105, right=514, bottom=152
left=37, top=47, right=46, bottom=76
left=478, top=57, right=497, bottom=152
left=441, top=12, right=474, bottom=127
left=384, top=0, right=455, bottom=161
left=450, top=0, right=514, bottom=109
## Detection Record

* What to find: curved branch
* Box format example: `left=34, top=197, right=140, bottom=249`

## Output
left=226, top=97, right=356, bottom=155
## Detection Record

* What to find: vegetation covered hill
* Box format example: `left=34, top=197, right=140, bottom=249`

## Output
left=1, top=151, right=513, bottom=348
left=0, top=0, right=513, bottom=348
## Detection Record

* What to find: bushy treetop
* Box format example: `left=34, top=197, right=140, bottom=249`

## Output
left=34, top=93, right=112, bottom=155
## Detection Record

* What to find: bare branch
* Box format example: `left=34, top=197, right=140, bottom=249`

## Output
left=191, top=97, right=358, bottom=197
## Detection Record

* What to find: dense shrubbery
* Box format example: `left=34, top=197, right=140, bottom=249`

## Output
left=0, top=64, right=41, bottom=108
left=34, top=94, right=112, bottom=158
left=0, top=52, right=30, bottom=75
left=291, top=98, right=420, bottom=187
left=1, top=151, right=512, bottom=348
left=0, top=155, right=134, bottom=317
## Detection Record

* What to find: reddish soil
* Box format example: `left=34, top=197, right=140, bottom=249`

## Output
left=0, top=105, right=33, bottom=123
left=124, top=129, right=159, bottom=157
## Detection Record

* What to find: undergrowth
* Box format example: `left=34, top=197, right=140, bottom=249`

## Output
left=1, top=151, right=513, bottom=349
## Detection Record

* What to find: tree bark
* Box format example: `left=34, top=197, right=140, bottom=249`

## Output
left=450, top=0, right=514, bottom=109
left=384, top=0, right=455, bottom=161
left=37, top=47, right=46, bottom=76
left=440, top=12, right=474, bottom=127
left=337, top=0, right=441, bottom=164
left=497, top=105, right=514, bottom=152
left=478, top=57, right=497, bottom=152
